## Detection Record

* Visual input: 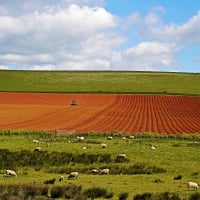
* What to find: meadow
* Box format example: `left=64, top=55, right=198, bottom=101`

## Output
left=0, top=70, right=200, bottom=199
left=0, top=70, right=200, bottom=95
left=0, top=131, right=199, bottom=199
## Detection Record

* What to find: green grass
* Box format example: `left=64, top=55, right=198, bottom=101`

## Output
left=0, top=132, right=199, bottom=199
left=0, top=70, right=200, bottom=95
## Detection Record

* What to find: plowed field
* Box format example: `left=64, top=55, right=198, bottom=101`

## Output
left=0, top=92, right=199, bottom=134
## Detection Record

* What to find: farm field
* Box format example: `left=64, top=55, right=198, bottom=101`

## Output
left=0, top=70, right=200, bottom=199
left=0, top=70, right=200, bottom=95
left=0, top=133, right=199, bottom=200
left=0, top=92, right=199, bottom=134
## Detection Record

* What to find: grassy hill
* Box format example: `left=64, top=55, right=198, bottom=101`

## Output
left=0, top=70, right=200, bottom=95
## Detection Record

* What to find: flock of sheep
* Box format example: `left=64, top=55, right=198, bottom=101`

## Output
left=3, top=135, right=199, bottom=193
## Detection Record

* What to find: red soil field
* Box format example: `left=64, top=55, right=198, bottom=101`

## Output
left=0, top=92, right=199, bottom=134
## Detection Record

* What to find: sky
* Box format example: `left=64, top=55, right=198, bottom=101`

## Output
left=0, top=0, right=200, bottom=72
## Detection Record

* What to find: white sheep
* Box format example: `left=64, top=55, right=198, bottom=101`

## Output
left=100, top=143, right=107, bottom=149
left=4, top=170, right=17, bottom=177
left=107, top=136, right=113, bottom=140
left=59, top=175, right=64, bottom=181
left=68, top=172, right=79, bottom=180
left=188, top=181, right=198, bottom=190
left=150, top=144, right=156, bottom=150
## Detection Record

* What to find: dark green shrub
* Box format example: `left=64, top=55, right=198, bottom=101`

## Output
left=43, top=178, right=56, bottom=184
left=39, top=185, right=49, bottom=196
left=50, top=186, right=64, bottom=198
left=99, top=153, right=112, bottom=163
left=119, top=192, right=128, bottom=200
left=154, top=178, right=164, bottom=183
left=174, top=175, right=182, bottom=180
left=133, top=192, right=180, bottom=200
left=191, top=172, right=199, bottom=176
left=146, top=165, right=167, bottom=174
left=189, top=193, right=200, bottom=200
left=105, top=190, right=114, bottom=199
left=115, top=155, right=128, bottom=163
left=84, top=187, right=107, bottom=199
left=64, top=184, right=82, bottom=199
left=156, top=192, right=180, bottom=200
left=133, top=192, right=152, bottom=200
left=23, top=185, right=37, bottom=198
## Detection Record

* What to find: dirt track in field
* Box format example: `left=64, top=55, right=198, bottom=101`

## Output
left=0, top=92, right=199, bottom=134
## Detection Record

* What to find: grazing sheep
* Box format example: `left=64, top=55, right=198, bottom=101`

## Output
left=77, top=136, right=84, bottom=142
left=100, top=143, right=107, bottom=149
left=107, top=136, right=113, bottom=140
left=188, top=181, right=198, bottom=190
left=100, top=168, right=110, bottom=175
left=59, top=175, right=64, bottom=182
left=117, top=154, right=127, bottom=160
left=4, top=170, right=17, bottom=177
left=150, top=144, right=156, bottom=150
left=91, top=169, right=99, bottom=174
left=68, top=172, right=79, bottom=180
left=34, top=147, right=42, bottom=152
left=115, top=154, right=127, bottom=162
left=32, top=139, right=39, bottom=144
left=129, top=135, right=135, bottom=139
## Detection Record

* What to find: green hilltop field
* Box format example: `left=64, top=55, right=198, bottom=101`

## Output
left=0, top=70, right=200, bottom=95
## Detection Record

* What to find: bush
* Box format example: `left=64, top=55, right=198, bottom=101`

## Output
left=119, top=192, right=128, bottom=200
left=105, top=191, right=114, bottom=199
left=43, top=178, right=56, bottom=184
left=133, top=192, right=152, bottom=200
left=156, top=192, right=180, bottom=200
left=23, top=185, right=37, bottom=198
left=50, top=186, right=64, bottom=198
left=84, top=187, right=107, bottom=199
left=64, top=185, right=82, bottom=199
left=189, top=193, right=200, bottom=200
left=133, top=192, right=180, bottom=200
left=154, top=178, right=164, bottom=183
left=174, top=175, right=182, bottom=180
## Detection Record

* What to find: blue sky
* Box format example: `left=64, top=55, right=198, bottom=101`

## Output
left=0, top=0, right=200, bottom=72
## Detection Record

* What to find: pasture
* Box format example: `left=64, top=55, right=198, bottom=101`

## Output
left=0, top=70, right=200, bottom=95
left=0, top=131, right=199, bottom=199
left=0, top=70, right=199, bottom=199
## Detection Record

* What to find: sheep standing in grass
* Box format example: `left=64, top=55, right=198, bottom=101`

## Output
left=68, top=172, right=79, bottom=180
left=100, top=143, right=107, bottom=149
left=4, top=170, right=17, bottom=177
left=100, top=168, right=110, bottom=175
left=59, top=175, right=64, bottom=182
left=34, top=147, right=42, bottom=152
left=91, top=169, right=99, bottom=174
left=107, top=136, right=113, bottom=140
left=188, top=181, right=198, bottom=190
left=77, top=136, right=84, bottom=142
left=150, top=144, right=156, bottom=150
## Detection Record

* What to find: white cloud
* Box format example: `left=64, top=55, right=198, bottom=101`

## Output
left=139, top=11, right=200, bottom=44
left=0, top=0, right=105, bottom=16
left=0, top=2, right=199, bottom=71
left=0, top=4, right=119, bottom=69
left=110, top=41, right=179, bottom=71
left=0, top=65, right=9, bottom=69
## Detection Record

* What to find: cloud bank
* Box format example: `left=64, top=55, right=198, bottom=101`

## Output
left=0, top=0, right=199, bottom=71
